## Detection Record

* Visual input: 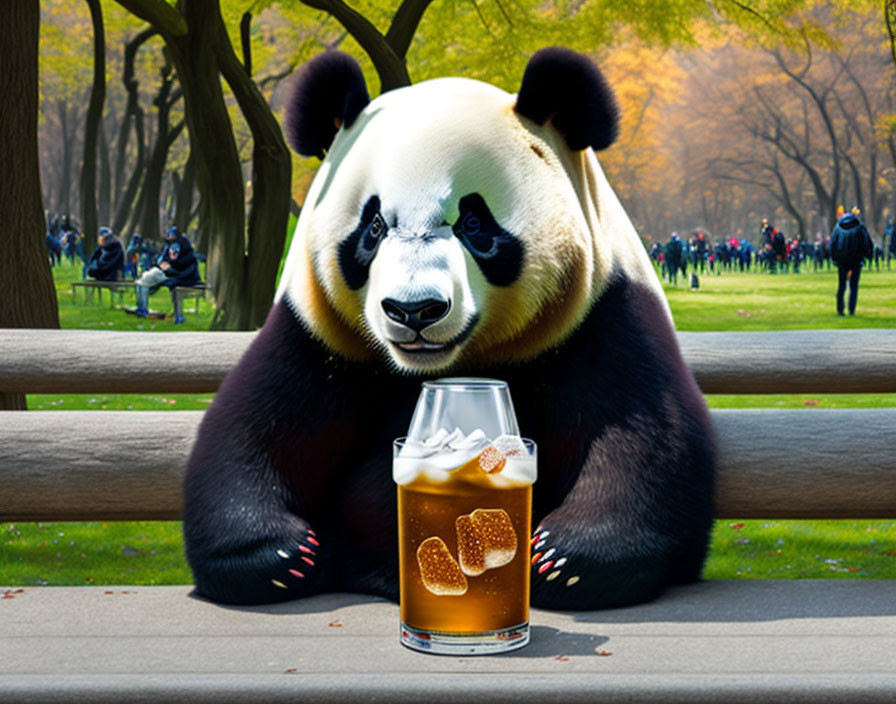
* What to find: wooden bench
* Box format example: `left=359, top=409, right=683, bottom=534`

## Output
left=71, top=280, right=136, bottom=308
left=1, top=328, right=895, bottom=702
left=71, top=281, right=207, bottom=314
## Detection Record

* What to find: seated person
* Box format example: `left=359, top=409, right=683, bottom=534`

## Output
left=134, top=225, right=201, bottom=323
left=86, top=227, right=124, bottom=282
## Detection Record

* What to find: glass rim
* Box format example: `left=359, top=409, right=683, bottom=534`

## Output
left=393, top=436, right=535, bottom=450
left=420, top=377, right=508, bottom=391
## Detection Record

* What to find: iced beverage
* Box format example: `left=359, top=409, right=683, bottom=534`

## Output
left=394, top=429, right=536, bottom=655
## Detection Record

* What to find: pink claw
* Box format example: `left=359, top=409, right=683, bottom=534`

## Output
left=288, top=569, right=304, bottom=578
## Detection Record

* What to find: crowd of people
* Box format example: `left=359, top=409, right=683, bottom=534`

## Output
left=45, top=216, right=201, bottom=323
left=651, top=208, right=893, bottom=314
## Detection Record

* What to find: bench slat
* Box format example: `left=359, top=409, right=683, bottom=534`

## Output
left=1, top=408, right=893, bottom=522
left=1, top=583, right=895, bottom=703
left=0, top=328, right=895, bottom=394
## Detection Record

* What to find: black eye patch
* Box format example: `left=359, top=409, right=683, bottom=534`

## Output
left=339, top=195, right=386, bottom=289
left=454, top=193, right=524, bottom=286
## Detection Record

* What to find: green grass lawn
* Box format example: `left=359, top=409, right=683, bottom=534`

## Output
left=1, top=261, right=894, bottom=587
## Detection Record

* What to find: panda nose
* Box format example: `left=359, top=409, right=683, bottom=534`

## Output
left=381, top=297, right=451, bottom=333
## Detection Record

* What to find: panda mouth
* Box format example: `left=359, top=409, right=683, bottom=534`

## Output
left=390, top=314, right=479, bottom=355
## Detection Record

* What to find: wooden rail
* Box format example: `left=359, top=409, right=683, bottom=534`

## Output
left=1, top=328, right=895, bottom=395
left=1, top=408, right=894, bottom=522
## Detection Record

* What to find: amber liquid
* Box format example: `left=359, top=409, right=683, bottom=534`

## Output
left=397, top=464, right=532, bottom=634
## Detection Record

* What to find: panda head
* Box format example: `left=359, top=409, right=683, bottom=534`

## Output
left=278, top=48, right=647, bottom=374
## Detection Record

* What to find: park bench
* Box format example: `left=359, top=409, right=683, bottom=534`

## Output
left=70, top=280, right=136, bottom=308
left=71, top=281, right=207, bottom=314
left=1, top=328, right=894, bottom=703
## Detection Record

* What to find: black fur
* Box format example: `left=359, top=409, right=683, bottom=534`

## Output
left=184, top=271, right=715, bottom=609
left=338, top=195, right=386, bottom=290
left=454, top=193, right=525, bottom=286
left=515, top=47, right=619, bottom=152
left=285, top=51, right=370, bottom=159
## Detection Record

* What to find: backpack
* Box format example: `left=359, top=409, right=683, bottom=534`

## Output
left=830, top=223, right=861, bottom=264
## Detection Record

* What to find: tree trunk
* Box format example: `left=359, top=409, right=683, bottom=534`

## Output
left=174, top=150, right=196, bottom=234
left=113, top=28, right=156, bottom=219
left=113, top=107, right=145, bottom=236
left=163, top=0, right=247, bottom=328
left=98, top=114, right=112, bottom=226
left=79, top=0, right=107, bottom=254
left=215, top=11, right=292, bottom=329
left=136, top=61, right=182, bottom=240
left=58, top=100, right=73, bottom=219
left=0, top=0, right=60, bottom=410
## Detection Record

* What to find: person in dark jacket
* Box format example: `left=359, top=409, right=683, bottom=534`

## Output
left=664, top=234, right=683, bottom=285
left=45, top=231, right=62, bottom=267
left=86, top=227, right=124, bottom=282
left=134, top=225, right=201, bottom=323
left=830, top=208, right=874, bottom=316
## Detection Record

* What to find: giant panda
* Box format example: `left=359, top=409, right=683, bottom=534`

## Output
left=183, top=47, right=716, bottom=610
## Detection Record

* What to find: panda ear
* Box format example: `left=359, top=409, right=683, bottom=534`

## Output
left=514, top=47, right=619, bottom=152
left=285, top=51, right=371, bottom=159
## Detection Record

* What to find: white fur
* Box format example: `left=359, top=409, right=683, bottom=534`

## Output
left=276, top=76, right=671, bottom=370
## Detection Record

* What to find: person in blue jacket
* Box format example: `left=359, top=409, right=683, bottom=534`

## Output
left=134, top=225, right=201, bottom=323
left=86, top=227, right=124, bottom=282
left=830, top=208, right=874, bottom=316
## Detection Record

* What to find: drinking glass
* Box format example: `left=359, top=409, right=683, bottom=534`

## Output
left=393, top=378, right=536, bottom=655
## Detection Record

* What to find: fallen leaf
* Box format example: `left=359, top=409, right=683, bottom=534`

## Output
left=554, top=656, right=569, bottom=662
left=730, top=523, right=745, bottom=531
left=284, top=668, right=297, bottom=674
left=596, top=650, right=613, bottom=656
left=328, top=621, right=342, bottom=628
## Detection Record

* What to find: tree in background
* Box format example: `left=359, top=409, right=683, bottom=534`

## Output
left=79, top=0, right=107, bottom=255
left=0, top=1, right=60, bottom=411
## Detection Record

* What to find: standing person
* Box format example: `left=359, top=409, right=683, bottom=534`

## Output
left=885, top=218, right=896, bottom=271
left=86, top=227, right=124, bottom=282
left=45, top=230, right=62, bottom=267
left=665, top=234, right=683, bottom=286
left=134, top=224, right=201, bottom=323
left=830, top=207, right=874, bottom=316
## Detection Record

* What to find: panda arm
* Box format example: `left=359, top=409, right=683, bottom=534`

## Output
left=526, top=276, right=716, bottom=610
left=183, top=299, right=364, bottom=604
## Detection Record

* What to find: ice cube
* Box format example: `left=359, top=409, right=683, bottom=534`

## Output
left=450, top=428, right=488, bottom=450
left=441, top=427, right=466, bottom=449
left=470, top=508, right=517, bottom=569
left=423, top=428, right=450, bottom=449
left=416, top=536, right=468, bottom=596
left=477, top=446, right=506, bottom=474
left=456, top=514, right=486, bottom=577
left=493, top=435, right=527, bottom=457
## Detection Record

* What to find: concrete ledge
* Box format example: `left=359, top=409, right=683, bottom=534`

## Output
left=2, top=581, right=895, bottom=702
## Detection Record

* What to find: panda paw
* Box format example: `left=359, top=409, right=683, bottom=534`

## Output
left=529, top=526, right=582, bottom=593
left=270, top=527, right=322, bottom=593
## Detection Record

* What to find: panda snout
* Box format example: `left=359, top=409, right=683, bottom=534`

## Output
left=381, top=296, right=450, bottom=333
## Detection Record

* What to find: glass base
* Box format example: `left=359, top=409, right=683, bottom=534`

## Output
left=400, top=621, right=529, bottom=655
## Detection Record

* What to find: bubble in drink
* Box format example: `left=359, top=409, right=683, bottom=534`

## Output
left=416, top=536, right=468, bottom=596
left=457, top=508, right=517, bottom=574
